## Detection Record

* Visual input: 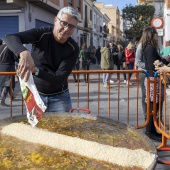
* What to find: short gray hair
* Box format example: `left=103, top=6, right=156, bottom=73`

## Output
left=57, top=6, right=79, bottom=22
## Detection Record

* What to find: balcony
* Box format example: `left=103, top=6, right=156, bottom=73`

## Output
left=27, top=0, right=59, bottom=14
left=6, top=0, right=25, bottom=7
left=0, top=0, right=25, bottom=10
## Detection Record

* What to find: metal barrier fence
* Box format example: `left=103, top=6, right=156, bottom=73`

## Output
left=0, top=72, right=24, bottom=118
left=69, top=70, right=142, bottom=126
left=0, top=70, right=170, bottom=151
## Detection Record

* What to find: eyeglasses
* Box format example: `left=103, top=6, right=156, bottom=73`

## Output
left=57, top=17, right=76, bottom=30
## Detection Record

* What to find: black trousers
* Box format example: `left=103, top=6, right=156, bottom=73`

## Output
left=116, top=64, right=126, bottom=81
left=0, top=86, right=9, bottom=102
left=139, top=73, right=146, bottom=116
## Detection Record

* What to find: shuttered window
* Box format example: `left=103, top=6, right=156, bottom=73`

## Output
left=0, top=16, right=19, bottom=40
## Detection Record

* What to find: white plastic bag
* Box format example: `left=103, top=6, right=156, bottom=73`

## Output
left=18, top=74, right=47, bottom=127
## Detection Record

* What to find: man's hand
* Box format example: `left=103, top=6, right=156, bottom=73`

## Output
left=155, top=65, right=170, bottom=74
left=17, top=51, right=35, bottom=81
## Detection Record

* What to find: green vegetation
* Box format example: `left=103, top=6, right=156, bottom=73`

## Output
left=122, top=4, right=155, bottom=42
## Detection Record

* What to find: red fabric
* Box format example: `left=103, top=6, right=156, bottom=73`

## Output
left=165, top=41, right=169, bottom=47
left=124, top=48, right=135, bottom=63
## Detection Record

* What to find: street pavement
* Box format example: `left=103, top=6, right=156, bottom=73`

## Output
left=0, top=63, right=170, bottom=169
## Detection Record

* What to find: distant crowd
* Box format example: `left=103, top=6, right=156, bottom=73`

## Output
left=72, top=41, right=137, bottom=87
left=73, top=37, right=170, bottom=89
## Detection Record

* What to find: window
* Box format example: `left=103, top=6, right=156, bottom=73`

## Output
left=84, top=5, right=88, bottom=27
left=85, top=5, right=87, bottom=20
left=77, top=0, right=81, bottom=11
left=94, top=14, right=96, bottom=23
left=90, top=9, right=92, bottom=21
left=0, top=16, right=19, bottom=40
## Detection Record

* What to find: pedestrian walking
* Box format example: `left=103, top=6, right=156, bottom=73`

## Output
left=79, top=43, right=91, bottom=83
left=0, top=43, right=17, bottom=106
left=95, top=46, right=101, bottom=65
left=109, top=43, right=118, bottom=83
left=91, top=46, right=96, bottom=64
left=125, top=42, right=135, bottom=85
left=111, top=43, right=118, bottom=68
left=72, top=55, right=80, bottom=82
left=117, top=44, right=127, bottom=83
left=100, top=43, right=113, bottom=88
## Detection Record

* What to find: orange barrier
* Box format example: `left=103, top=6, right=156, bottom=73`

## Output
left=70, top=70, right=143, bottom=125
left=0, top=72, right=24, bottom=117
left=144, top=74, right=170, bottom=149
left=139, top=72, right=170, bottom=165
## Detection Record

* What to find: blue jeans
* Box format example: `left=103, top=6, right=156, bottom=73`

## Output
left=103, top=73, right=112, bottom=85
left=126, top=62, right=134, bottom=80
left=40, top=89, right=72, bottom=112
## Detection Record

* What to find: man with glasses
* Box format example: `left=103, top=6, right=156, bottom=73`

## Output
left=3, top=6, right=79, bottom=112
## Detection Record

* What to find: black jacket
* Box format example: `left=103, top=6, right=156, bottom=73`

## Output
left=4, top=26, right=79, bottom=95
left=95, top=47, right=101, bottom=60
left=0, top=44, right=18, bottom=65
left=117, top=50, right=126, bottom=65
left=0, top=44, right=17, bottom=89
left=111, top=46, right=118, bottom=65
left=143, top=45, right=168, bottom=76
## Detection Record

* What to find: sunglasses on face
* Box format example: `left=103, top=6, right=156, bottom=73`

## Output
left=57, top=17, right=76, bottom=30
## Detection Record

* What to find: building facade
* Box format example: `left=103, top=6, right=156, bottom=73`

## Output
left=92, top=5, right=110, bottom=47
left=94, top=2, right=121, bottom=43
left=0, top=0, right=111, bottom=49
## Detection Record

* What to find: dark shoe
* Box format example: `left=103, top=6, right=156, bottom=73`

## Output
left=74, top=80, right=77, bottom=82
left=153, top=131, right=162, bottom=137
left=0, top=100, right=6, bottom=106
left=145, top=132, right=162, bottom=141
